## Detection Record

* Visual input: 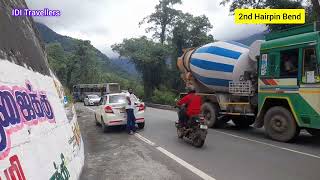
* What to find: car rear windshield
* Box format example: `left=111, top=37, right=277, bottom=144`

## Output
left=109, top=95, right=126, bottom=104
left=88, top=95, right=99, bottom=99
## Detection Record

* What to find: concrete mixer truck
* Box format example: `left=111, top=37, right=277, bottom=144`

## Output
left=177, top=22, right=320, bottom=142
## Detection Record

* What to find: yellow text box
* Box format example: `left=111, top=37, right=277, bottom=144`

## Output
left=235, top=9, right=305, bottom=24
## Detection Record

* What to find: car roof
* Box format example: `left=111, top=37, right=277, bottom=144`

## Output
left=104, top=93, right=127, bottom=97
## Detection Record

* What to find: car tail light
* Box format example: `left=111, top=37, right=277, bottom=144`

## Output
left=104, top=106, right=113, bottom=113
left=138, top=104, right=145, bottom=111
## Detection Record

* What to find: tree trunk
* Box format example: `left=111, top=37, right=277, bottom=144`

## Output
left=160, top=25, right=166, bottom=44
left=311, top=0, right=320, bottom=21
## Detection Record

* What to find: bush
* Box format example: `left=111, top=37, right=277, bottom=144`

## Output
left=151, top=88, right=177, bottom=106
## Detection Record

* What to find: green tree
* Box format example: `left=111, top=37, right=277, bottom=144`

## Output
left=139, top=0, right=182, bottom=44
left=171, top=12, right=214, bottom=50
left=46, top=43, right=68, bottom=85
left=112, top=37, right=169, bottom=98
left=220, top=0, right=318, bottom=31
left=310, top=0, right=320, bottom=21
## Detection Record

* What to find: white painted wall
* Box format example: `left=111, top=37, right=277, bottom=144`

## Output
left=0, top=60, right=84, bottom=180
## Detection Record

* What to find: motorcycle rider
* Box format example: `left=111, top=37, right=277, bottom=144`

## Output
left=176, top=87, right=202, bottom=127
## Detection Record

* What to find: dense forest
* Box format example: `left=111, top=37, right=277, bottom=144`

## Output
left=39, top=0, right=319, bottom=105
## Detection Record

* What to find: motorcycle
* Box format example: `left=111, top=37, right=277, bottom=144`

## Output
left=175, top=112, right=208, bottom=148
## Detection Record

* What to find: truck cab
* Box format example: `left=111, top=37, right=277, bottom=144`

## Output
left=257, top=22, right=320, bottom=141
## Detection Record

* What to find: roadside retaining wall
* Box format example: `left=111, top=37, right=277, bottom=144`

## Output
left=0, top=1, right=84, bottom=180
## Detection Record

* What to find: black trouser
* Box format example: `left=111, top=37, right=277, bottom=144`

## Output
left=178, top=108, right=189, bottom=126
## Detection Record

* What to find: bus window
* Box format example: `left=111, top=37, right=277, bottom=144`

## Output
left=302, top=47, right=320, bottom=83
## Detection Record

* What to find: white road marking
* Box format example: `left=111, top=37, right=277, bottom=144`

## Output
left=156, top=147, right=216, bottom=180
left=214, top=130, right=320, bottom=159
left=135, top=133, right=216, bottom=180
left=134, top=133, right=156, bottom=146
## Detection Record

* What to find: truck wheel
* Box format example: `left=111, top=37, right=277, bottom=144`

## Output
left=201, top=103, right=219, bottom=128
left=264, top=106, right=300, bottom=142
left=306, top=129, right=320, bottom=137
left=232, top=116, right=255, bottom=128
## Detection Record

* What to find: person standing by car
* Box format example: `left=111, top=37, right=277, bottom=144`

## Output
left=176, top=88, right=201, bottom=127
left=126, top=88, right=136, bottom=135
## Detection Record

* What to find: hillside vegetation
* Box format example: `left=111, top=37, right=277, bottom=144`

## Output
left=36, top=23, right=143, bottom=97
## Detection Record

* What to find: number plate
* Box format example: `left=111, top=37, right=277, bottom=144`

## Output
left=200, top=125, right=208, bottom=129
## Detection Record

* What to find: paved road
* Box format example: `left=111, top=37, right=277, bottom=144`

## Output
left=77, top=103, right=320, bottom=180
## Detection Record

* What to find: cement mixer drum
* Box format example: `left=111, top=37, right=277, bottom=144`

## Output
left=189, top=41, right=256, bottom=92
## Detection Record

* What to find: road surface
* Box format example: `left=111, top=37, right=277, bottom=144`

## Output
left=77, top=103, right=320, bottom=180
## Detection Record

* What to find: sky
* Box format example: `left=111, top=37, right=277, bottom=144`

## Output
left=25, top=0, right=266, bottom=57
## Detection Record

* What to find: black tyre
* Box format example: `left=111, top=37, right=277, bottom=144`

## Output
left=264, top=106, right=300, bottom=142
left=193, top=136, right=205, bottom=148
left=232, top=116, right=255, bottom=128
left=95, top=114, right=100, bottom=126
left=201, top=103, right=219, bottom=128
left=101, top=117, right=109, bottom=133
left=306, top=129, right=320, bottom=136
left=138, top=122, right=145, bottom=129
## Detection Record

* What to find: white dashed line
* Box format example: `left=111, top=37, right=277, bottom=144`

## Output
left=135, top=133, right=216, bottom=180
left=214, top=130, right=320, bottom=159
left=134, top=133, right=156, bottom=146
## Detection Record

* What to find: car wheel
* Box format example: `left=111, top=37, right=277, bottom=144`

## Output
left=264, top=106, right=300, bottom=142
left=101, top=117, right=109, bottom=133
left=138, top=122, right=145, bottom=129
left=84, top=102, right=86, bottom=106
left=95, top=114, right=100, bottom=126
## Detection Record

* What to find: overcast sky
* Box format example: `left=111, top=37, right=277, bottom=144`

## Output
left=25, top=0, right=266, bottom=57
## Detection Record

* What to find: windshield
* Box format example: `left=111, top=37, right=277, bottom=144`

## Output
left=109, top=95, right=127, bottom=104
left=88, top=95, right=99, bottom=99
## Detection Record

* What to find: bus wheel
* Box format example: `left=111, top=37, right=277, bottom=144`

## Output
left=306, top=129, right=320, bottom=137
left=201, top=103, right=219, bottom=128
left=264, top=106, right=300, bottom=142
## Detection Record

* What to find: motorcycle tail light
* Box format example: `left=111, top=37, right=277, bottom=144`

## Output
left=104, top=106, right=113, bottom=113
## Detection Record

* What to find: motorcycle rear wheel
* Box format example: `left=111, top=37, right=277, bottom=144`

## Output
left=193, top=136, right=205, bottom=148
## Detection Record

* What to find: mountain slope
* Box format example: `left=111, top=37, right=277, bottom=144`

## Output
left=35, top=22, right=136, bottom=78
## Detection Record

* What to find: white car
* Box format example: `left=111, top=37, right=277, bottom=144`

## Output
left=94, top=93, right=145, bottom=132
left=84, top=94, right=101, bottom=106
